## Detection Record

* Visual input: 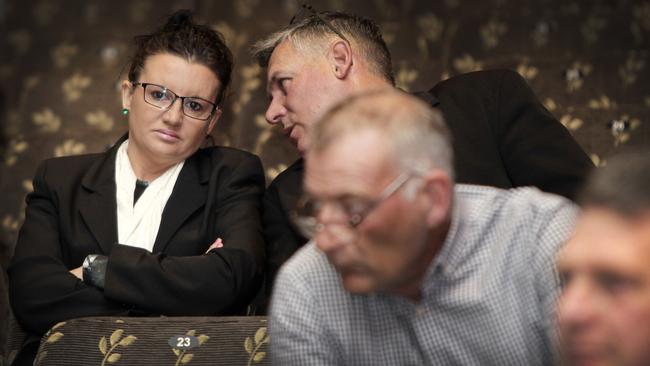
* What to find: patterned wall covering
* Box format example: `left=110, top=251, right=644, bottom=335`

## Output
left=0, top=0, right=649, bottom=269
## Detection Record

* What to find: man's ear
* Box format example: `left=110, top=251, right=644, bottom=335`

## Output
left=329, top=39, right=353, bottom=79
left=206, top=107, right=222, bottom=135
left=121, top=80, right=134, bottom=110
left=420, top=170, right=453, bottom=228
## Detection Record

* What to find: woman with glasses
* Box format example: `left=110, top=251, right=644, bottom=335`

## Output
left=8, top=10, right=264, bottom=364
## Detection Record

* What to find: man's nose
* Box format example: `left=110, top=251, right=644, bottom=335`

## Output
left=315, top=228, right=348, bottom=255
left=314, top=204, right=353, bottom=254
left=265, top=97, right=286, bottom=125
left=557, top=279, right=596, bottom=329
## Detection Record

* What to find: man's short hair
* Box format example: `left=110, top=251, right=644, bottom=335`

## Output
left=309, top=90, right=454, bottom=179
left=578, top=151, right=650, bottom=216
left=251, top=11, right=394, bottom=85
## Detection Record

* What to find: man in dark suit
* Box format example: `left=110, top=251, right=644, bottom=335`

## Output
left=251, top=9, right=593, bottom=306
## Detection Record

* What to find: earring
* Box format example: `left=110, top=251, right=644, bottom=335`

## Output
left=121, top=108, right=129, bottom=115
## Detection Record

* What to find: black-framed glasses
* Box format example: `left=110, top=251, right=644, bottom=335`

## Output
left=291, top=173, right=413, bottom=239
left=132, top=82, right=218, bottom=121
left=290, top=4, right=350, bottom=44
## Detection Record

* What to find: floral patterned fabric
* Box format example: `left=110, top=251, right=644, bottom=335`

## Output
left=5, top=316, right=269, bottom=366
left=0, top=0, right=648, bottom=341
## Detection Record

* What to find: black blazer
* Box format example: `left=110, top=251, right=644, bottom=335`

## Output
left=9, top=138, right=266, bottom=336
left=261, top=69, right=594, bottom=308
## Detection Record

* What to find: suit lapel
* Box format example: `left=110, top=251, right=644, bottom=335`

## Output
left=280, top=159, right=304, bottom=212
left=78, top=140, right=122, bottom=254
left=152, top=151, right=209, bottom=253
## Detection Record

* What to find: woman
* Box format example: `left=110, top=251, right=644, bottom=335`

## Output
left=8, top=10, right=265, bottom=364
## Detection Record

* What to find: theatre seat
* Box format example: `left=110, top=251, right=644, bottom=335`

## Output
left=26, top=316, right=269, bottom=365
left=3, top=310, right=28, bottom=365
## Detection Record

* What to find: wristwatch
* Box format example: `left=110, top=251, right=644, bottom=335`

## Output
left=82, top=254, right=107, bottom=289
left=82, top=254, right=97, bottom=280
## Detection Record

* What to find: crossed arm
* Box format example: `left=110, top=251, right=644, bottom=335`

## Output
left=9, top=152, right=265, bottom=334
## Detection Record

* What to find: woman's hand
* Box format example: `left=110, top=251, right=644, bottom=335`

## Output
left=205, top=238, right=223, bottom=253
left=69, top=266, right=83, bottom=280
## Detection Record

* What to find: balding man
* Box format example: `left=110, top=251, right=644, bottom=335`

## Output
left=269, top=90, right=577, bottom=365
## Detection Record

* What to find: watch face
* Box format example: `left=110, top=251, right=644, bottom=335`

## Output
left=83, top=255, right=93, bottom=269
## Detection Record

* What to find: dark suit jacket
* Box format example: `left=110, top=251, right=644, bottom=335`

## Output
left=9, top=138, right=265, bottom=338
left=261, top=69, right=594, bottom=309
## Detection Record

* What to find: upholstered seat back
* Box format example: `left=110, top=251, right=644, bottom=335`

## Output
left=32, top=316, right=269, bottom=366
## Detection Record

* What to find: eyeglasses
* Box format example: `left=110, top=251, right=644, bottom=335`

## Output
left=131, top=82, right=218, bottom=121
left=290, top=4, right=350, bottom=44
left=291, top=173, right=413, bottom=239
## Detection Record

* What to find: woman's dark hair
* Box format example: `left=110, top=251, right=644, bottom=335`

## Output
left=127, top=10, right=233, bottom=106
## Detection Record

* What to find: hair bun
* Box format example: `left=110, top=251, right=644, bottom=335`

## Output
left=163, top=9, right=194, bottom=31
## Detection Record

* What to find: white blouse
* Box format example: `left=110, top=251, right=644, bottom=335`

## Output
left=114, top=140, right=184, bottom=252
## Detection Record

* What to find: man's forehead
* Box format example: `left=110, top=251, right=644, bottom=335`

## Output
left=560, top=209, right=650, bottom=271
left=305, top=130, right=395, bottom=195
left=576, top=208, right=650, bottom=238
left=267, top=41, right=299, bottom=74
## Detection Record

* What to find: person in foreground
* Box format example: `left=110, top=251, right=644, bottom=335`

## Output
left=251, top=8, right=594, bottom=301
left=269, top=90, right=578, bottom=365
left=557, top=152, right=650, bottom=366
left=8, top=10, right=264, bottom=364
